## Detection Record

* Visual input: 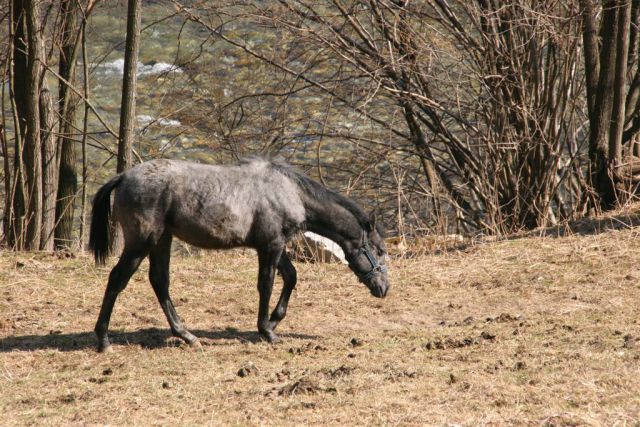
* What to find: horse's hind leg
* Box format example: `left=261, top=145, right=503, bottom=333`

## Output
left=95, top=246, right=148, bottom=353
left=256, top=243, right=284, bottom=343
left=149, top=232, right=199, bottom=347
left=269, top=252, right=297, bottom=331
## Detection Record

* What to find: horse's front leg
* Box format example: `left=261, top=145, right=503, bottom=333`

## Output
left=269, top=252, right=297, bottom=331
left=256, top=245, right=283, bottom=343
left=149, top=232, right=200, bottom=348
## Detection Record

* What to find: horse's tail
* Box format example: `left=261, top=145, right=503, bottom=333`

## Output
left=89, top=175, right=123, bottom=266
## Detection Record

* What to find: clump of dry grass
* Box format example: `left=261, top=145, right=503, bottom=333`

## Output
left=1, top=219, right=640, bottom=425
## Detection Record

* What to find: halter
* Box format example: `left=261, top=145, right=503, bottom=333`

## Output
left=355, top=238, right=388, bottom=283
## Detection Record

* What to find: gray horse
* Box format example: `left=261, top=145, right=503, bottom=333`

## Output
left=89, top=157, right=389, bottom=353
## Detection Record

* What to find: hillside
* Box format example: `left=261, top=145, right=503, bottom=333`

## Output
left=1, top=209, right=639, bottom=425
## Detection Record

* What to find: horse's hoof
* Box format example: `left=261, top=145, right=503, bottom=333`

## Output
left=262, top=332, right=280, bottom=344
left=269, top=335, right=281, bottom=344
left=97, top=344, right=113, bottom=354
left=188, top=339, right=202, bottom=349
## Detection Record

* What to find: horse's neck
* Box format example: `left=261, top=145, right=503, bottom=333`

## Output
left=303, top=197, right=361, bottom=249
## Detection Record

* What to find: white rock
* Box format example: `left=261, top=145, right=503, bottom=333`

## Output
left=290, top=232, right=347, bottom=264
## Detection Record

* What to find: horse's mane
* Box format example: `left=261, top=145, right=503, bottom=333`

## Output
left=261, top=157, right=379, bottom=234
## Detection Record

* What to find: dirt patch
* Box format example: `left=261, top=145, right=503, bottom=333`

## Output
left=486, top=313, right=523, bottom=323
left=271, top=378, right=336, bottom=397
left=322, top=365, right=355, bottom=379
left=288, top=341, right=328, bottom=355
left=623, top=334, right=637, bottom=349
left=423, top=331, right=496, bottom=350
left=237, top=362, right=259, bottom=377
left=57, top=391, right=93, bottom=405
left=385, top=368, right=419, bottom=382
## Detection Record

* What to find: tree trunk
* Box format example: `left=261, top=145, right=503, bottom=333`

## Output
left=20, top=0, right=44, bottom=250
left=79, top=19, right=90, bottom=249
left=581, top=0, right=600, bottom=117
left=40, top=83, right=57, bottom=250
left=587, top=0, right=619, bottom=209
left=55, top=0, right=80, bottom=250
left=112, top=0, right=142, bottom=252
left=10, top=0, right=28, bottom=249
left=1, top=123, right=12, bottom=243
left=609, top=0, right=632, bottom=184
left=118, top=0, right=141, bottom=174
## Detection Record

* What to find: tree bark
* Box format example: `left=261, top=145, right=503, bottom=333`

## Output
left=9, top=0, right=27, bottom=248
left=79, top=19, right=90, bottom=249
left=112, top=0, right=142, bottom=252
left=40, top=83, right=57, bottom=250
left=588, top=0, right=619, bottom=208
left=609, top=0, right=632, bottom=180
left=1, top=123, right=11, bottom=242
left=581, top=0, right=601, bottom=118
left=118, top=0, right=141, bottom=174
left=22, top=0, right=44, bottom=250
left=55, top=0, right=80, bottom=250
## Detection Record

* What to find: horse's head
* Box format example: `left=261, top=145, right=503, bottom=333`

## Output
left=345, top=213, right=390, bottom=298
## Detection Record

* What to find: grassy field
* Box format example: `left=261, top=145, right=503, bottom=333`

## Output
left=1, top=212, right=640, bottom=425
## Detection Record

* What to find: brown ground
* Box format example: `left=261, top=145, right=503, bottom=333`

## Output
left=1, top=213, right=640, bottom=425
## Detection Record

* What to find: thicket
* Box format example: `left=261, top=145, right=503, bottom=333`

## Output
left=2, top=0, right=640, bottom=250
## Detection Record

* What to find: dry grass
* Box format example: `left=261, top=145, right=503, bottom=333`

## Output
left=1, top=220, right=640, bottom=425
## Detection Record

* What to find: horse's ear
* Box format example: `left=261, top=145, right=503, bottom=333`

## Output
left=368, top=210, right=377, bottom=232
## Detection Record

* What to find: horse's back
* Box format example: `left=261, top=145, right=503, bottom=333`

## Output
left=113, top=159, right=305, bottom=249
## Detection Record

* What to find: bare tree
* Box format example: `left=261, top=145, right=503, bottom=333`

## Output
left=177, top=0, right=587, bottom=234
left=40, top=82, right=57, bottom=250
left=11, top=0, right=47, bottom=250
left=7, top=0, right=27, bottom=248
left=5, top=0, right=99, bottom=250
left=117, top=0, right=141, bottom=174
left=55, top=0, right=81, bottom=250
left=581, top=0, right=640, bottom=209
left=4, top=0, right=640, bottom=250
left=110, top=0, right=142, bottom=251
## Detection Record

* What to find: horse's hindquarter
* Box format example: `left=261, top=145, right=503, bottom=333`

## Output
left=112, top=161, right=174, bottom=245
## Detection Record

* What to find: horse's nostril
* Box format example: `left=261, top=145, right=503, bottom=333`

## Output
left=370, top=285, right=386, bottom=298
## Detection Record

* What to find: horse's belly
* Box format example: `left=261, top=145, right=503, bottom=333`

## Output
left=172, top=230, right=243, bottom=249
left=168, top=204, right=250, bottom=249
left=170, top=223, right=248, bottom=248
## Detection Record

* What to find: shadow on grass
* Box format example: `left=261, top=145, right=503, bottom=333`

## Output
left=0, top=327, right=318, bottom=353
left=389, top=209, right=640, bottom=259
left=529, top=209, right=640, bottom=237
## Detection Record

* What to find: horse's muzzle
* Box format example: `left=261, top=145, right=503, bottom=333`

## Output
left=370, top=284, right=389, bottom=298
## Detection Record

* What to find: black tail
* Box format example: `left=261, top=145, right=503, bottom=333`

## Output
left=89, top=175, right=123, bottom=265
